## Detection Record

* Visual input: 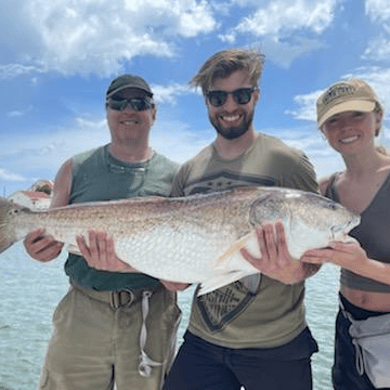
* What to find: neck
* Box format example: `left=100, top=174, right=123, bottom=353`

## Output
left=342, top=148, right=390, bottom=179
left=108, top=143, right=152, bottom=163
left=214, top=128, right=258, bottom=160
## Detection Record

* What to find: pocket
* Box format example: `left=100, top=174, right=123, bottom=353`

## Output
left=352, top=335, right=390, bottom=388
left=348, top=313, right=390, bottom=388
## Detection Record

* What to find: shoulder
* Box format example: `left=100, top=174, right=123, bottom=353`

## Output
left=255, top=134, right=317, bottom=191
left=255, top=133, right=308, bottom=163
left=71, top=146, right=103, bottom=165
left=171, top=145, right=214, bottom=196
left=318, top=173, right=339, bottom=196
left=152, top=151, right=180, bottom=171
left=176, top=144, right=213, bottom=177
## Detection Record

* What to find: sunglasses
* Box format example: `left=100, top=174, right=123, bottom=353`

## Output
left=206, top=87, right=257, bottom=107
left=106, top=97, right=153, bottom=111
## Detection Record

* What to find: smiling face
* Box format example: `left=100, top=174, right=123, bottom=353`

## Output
left=106, top=88, right=156, bottom=148
left=321, top=109, right=382, bottom=155
left=206, top=69, right=259, bottom=140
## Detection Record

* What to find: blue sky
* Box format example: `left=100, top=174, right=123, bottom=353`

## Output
left=1, top=0, right=390, bottom=196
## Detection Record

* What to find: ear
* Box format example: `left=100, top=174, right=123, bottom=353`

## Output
left=375, top=109, right=383, bottom=136
left=253, top=88, right=260, bottom=105
left=375, top=108, right=383, bottom=123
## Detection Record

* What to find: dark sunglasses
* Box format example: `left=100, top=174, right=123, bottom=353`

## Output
left=206, top=87, right=257, bottom=107
left=106, top=97, right=153, bottom=111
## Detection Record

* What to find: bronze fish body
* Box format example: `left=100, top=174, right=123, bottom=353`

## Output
left=0, top=187, right=360, bottom=294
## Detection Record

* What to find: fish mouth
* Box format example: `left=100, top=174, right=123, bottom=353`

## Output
left=331, top=216, right=360, bottom=240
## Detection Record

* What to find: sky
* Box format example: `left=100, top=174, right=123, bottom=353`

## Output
left=1, top=0, right=390, bottom=196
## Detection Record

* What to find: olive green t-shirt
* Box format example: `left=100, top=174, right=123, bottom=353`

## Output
left=171, top=133, right=318, bottom=348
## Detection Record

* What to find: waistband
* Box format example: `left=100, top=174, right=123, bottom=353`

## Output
left=71, top=280, right=159, bottom=310
left=339, top=293, right=390, bottom=321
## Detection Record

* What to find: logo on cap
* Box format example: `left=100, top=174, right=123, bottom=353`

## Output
left=322, top=83, right=355, bottom=106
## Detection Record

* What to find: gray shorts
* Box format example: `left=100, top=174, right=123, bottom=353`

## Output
left=38, top=283, right=181, bottom=390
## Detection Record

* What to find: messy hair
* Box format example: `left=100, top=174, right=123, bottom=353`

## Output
left=190, top=48, right=265, bottom=95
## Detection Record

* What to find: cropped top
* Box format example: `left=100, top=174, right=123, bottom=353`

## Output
left=325, top=173, right=390, bottom=293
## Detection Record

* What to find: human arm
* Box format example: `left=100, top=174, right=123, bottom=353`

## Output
left=240, top=222, right=321, bottom=284
left=301, top=241, right=390, bottom=286
left=23, top=159, right=72, bottom=262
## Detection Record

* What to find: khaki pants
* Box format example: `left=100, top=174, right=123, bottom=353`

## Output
left=38, top=284, right=181, bottom=390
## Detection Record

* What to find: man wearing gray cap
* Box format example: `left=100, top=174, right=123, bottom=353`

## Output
left=24, top=74, right=182, bottom=390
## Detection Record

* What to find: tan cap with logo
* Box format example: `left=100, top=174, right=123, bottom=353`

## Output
left=316, top=79, right=379, bottom=128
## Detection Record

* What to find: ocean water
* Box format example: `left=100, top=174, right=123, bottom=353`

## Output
left=0, top=243, right=339, bottom=390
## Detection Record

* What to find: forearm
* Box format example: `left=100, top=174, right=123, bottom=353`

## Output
left=349, top=258, right=390, bottom=286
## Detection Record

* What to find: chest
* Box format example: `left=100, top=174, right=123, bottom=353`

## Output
left=336, top=174, right=389, bottom=215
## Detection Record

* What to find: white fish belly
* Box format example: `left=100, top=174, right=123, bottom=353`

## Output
left=113, top=225, right=257, bottom=283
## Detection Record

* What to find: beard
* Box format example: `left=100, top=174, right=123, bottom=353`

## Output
left=209, top=110, right=254, bottom=140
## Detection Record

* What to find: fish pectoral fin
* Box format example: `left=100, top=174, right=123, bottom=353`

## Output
left=198, top=270, right=260, bottom=296
left=214, top=233, right=258, bottom=268
left=66, top=243, right=82, bottom=256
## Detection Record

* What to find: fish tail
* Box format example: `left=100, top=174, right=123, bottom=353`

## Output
left=0, top=197, right=17, bottom=254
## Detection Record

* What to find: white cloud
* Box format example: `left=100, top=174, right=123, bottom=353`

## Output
left=362, top=0, right=390, bottom=61
left=233, top=0, right=336, bottom=37
left=152, top=83, right=194, bottom=104
left=365, top=0, right=390, bottom=23
left=259, top=36, right=325, bottom=69
left=219, top=0, right=337, bottom=67
left=0, top=168, right=25, bottom=182
left=362, top=35, right=390, bottom=61
left=0, top=64, right=45, bottom=80
left=1, top=0, right=217, bottom=77
left=285, top=90, right=323, bottom=122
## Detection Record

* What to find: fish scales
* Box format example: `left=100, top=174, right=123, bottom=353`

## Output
left=0, top=187, right=360, bottom=294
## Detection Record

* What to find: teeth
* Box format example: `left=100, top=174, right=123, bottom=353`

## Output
left=221, top=114, right=240, bottom=122
left=121, top=119, right=137, bottom=125
left=340, top=136, right=358, bottom=144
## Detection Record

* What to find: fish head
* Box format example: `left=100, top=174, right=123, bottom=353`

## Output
left=293, top=191, right=361, bottom=239
left=248, top=188, right=360, bottom=258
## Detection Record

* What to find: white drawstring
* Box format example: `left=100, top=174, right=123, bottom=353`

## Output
left=138, top=291, right=167, bottom=377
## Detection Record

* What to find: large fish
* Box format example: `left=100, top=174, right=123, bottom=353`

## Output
left=0, top=187, right=360, bottom=294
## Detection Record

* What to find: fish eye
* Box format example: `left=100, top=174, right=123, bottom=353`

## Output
left=328, top=202, right=337, bottom=210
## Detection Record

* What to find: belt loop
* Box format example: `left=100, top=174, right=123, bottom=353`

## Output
left=111, top=289, right=135, bottom=310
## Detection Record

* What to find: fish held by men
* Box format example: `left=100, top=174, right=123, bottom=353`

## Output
left=0, top=187, right=360, bottom=295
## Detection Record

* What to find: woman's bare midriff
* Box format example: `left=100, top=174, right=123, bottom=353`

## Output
left=341, top=285, right=390, bottom=312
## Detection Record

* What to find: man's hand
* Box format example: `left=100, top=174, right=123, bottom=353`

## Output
left=76, top=230, right=138, bottom=273
left=23, top=228, right=63, bottom=262
left=240, top=222, right=320, bottom=284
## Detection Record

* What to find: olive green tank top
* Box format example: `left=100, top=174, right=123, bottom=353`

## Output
left=64, top=145, right=179, bottom=291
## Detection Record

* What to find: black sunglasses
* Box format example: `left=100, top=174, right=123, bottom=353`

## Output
left=106, top=97, right=153, bottom=111
left=206, top=87, right=257, bottom=107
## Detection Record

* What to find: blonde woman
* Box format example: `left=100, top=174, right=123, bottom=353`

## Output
left=302, top=79, right=390, bottom=389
